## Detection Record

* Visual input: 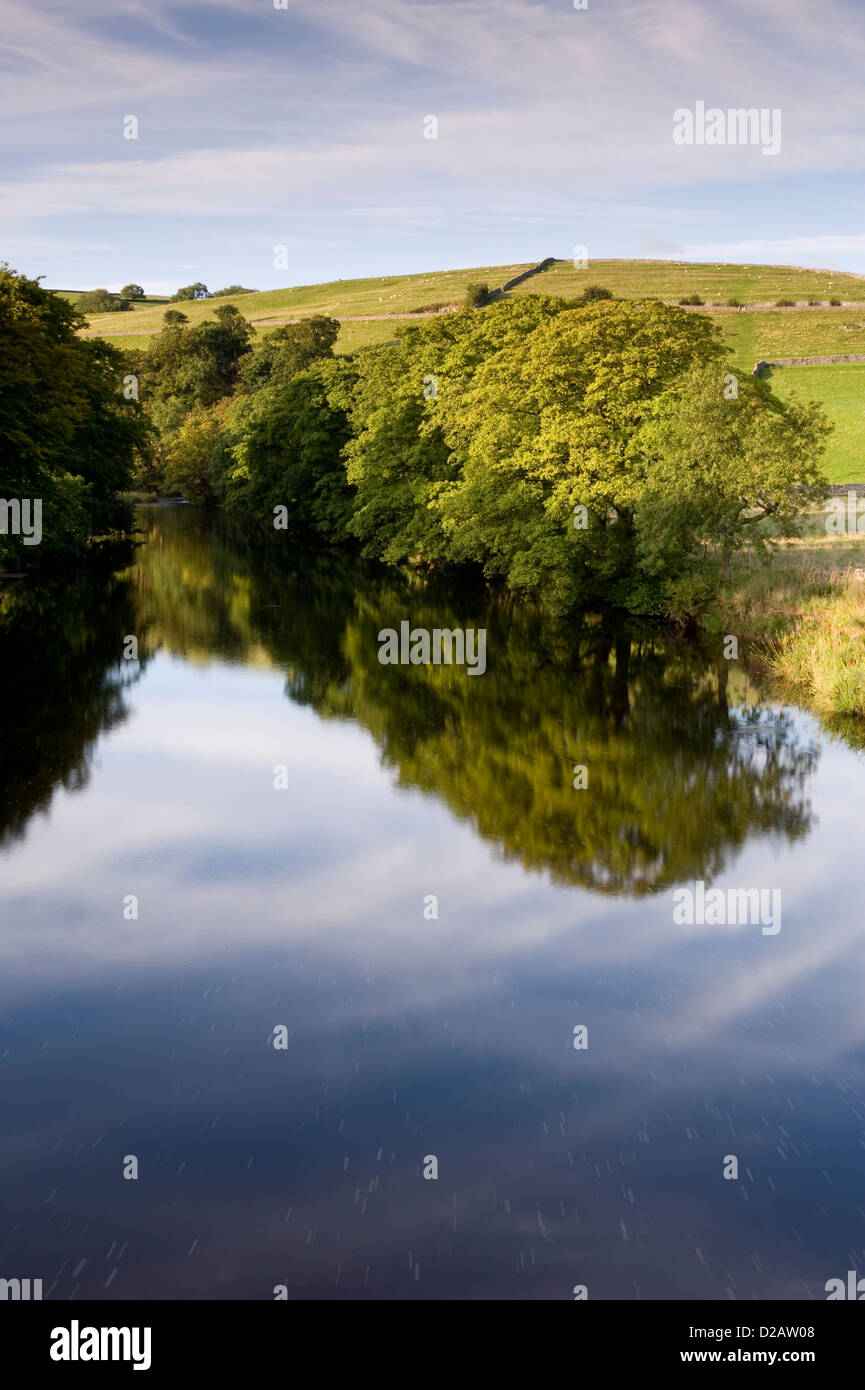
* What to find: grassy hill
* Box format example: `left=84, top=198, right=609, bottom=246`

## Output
left=52, top=290, right=171, bottom=312
left=60, top=258, right=865, bottom=480
left=522, top=259, right=865, bottom=305
left=72, top=259, right=865, bottom=344
left=74, top=265, right=524, bottom=344
left=719, top=309, right=865, bottom=361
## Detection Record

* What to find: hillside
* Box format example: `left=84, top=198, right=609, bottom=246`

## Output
left=72, top=258, right=865, bottom=346
left=63, top=258, right=865, bottom=481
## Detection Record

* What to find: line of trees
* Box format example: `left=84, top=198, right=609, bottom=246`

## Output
left=0, top=265, right=147, bottom=571
left=77, top=288, right=133, bottom=313
left=126, top=289, right=829, bottom=618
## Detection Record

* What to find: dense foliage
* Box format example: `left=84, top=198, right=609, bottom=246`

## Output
left=0, top=265, right=147, bottom=570
left=78, top=288, right=132, bottom=313
left=170, top=282, right=211, bottom=302
left=119, top=290, right=830, bottom=617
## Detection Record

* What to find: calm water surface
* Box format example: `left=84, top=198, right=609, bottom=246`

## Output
left=1, top=505, right=864, bottom=1300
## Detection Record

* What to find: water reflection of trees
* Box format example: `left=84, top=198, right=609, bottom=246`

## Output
left=0, top=550, right=146, bottom=846
left=133, top=509, right=817, bottom=896
left=1, top=508, right=819, bottom=892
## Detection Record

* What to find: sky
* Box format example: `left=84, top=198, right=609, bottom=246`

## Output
left=4, top=0, right=865, bottom=293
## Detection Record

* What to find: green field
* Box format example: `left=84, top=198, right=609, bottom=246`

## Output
left=72, top=257, right=865, bottom=345
left=767, top=364, right=865, bottom=483
left=54, top=290, right=171, bottom=312
left=718, top=310, right=865, bottom=363
left=74, top=264, right=526, bottom=340
left=522, top=259, right=865, bottom=305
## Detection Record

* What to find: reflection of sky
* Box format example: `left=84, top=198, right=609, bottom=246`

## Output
left=2, top=652, right=865, bottom=1299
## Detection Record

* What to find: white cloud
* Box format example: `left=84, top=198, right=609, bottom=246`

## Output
left=685, top=234, right=865, bottom=263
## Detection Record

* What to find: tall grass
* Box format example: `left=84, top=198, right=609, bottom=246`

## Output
left=714, top=521, right=865, bottom=718
left=767, top=578, right=865, bottom=716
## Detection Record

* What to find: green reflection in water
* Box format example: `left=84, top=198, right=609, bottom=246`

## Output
left=1, top=505, right=819, bottom=895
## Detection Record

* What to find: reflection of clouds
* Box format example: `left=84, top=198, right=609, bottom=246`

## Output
left=2, top=655, right=865, bottom=1087
left=0, top=947, right=844, bottom=1299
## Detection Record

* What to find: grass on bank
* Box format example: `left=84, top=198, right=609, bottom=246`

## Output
left=716, top=510, right=865, bottom=719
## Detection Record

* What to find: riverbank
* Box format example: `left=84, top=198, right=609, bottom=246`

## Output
left=714, top=514, right=865, bottom=719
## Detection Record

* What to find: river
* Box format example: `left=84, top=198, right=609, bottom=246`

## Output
left=0, top=503, right=863, bottom=1299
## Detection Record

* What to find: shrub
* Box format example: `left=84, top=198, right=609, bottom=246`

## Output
left=171, top=282, right=210, bottom=302
left=678, top=294, right=704, bottom=306
left=830, top=297, right=842, bottom=306
left=579, top=285, right=614, bottom=303
left=463, top=282, right=490, bottom=309
left=77, top=288, right=131, bottom=314
left=776, top=298, right=795, bottom=307
left=726, top=297, right=742, bottom=307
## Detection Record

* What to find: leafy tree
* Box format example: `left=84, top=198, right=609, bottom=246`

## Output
left=237, top=315, right=339, bottom=394
left=0, top=264, right=146, bottom=569
left=429, top=299, right=725, bottom=610
left=200, top=304, right=254, bottom=390
left=78, top=288, right=131, bottom=313
left=121, top=283, right=146, bottom=300
left=163, top=408, right=226, bottom=503
left=343, top=295, right=571, bottom=568
left=171, top=282, right=211, bottom=302
left=136, top=306, right=253, bottom=415
left=463, top=281, right=490, bottom=309
left=222, top=358, right=355, bottom=537
left=212, top=285, right=257, bottom=297
left=635, top=364, right=830, bottom=606
left=579, top=285, right=614, bottom=303
left=162, top=309, right=188, bottom=326
left=122, top=289, right=831, bottom=621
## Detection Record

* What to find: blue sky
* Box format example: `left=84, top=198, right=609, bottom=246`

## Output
left=4, top=0, right=865, bottom=293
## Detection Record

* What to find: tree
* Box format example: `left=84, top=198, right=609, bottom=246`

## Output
left=136, top=305, right=253, bottom=415
left=171, top=282, right=211, bottom=302
left=0, top=264, right=146, bottom=569
left=635, top=364, right=830, bottom=607
left=463, top=281, right=490, bottom=309
left=222, top=358, right=355, bottom=537
left=121, top=283, right=146, bottom=300
left=212, top=285, right=257, bottom=297
left=431, top=298, right=727, bottom=610
left=238, top=315, right=339, bottom=393
left=579, top=285, right=614, bottom=303
left=78, top=288, right=131, bottom=313
left=163, top=408, right=225, bottom=503
left=162, top=309, right=188, bottom=326
left=343, top=295, right=571, bottom=567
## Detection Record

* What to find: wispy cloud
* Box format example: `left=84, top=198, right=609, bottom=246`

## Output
left=5, top=0, right=865, bottom=286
